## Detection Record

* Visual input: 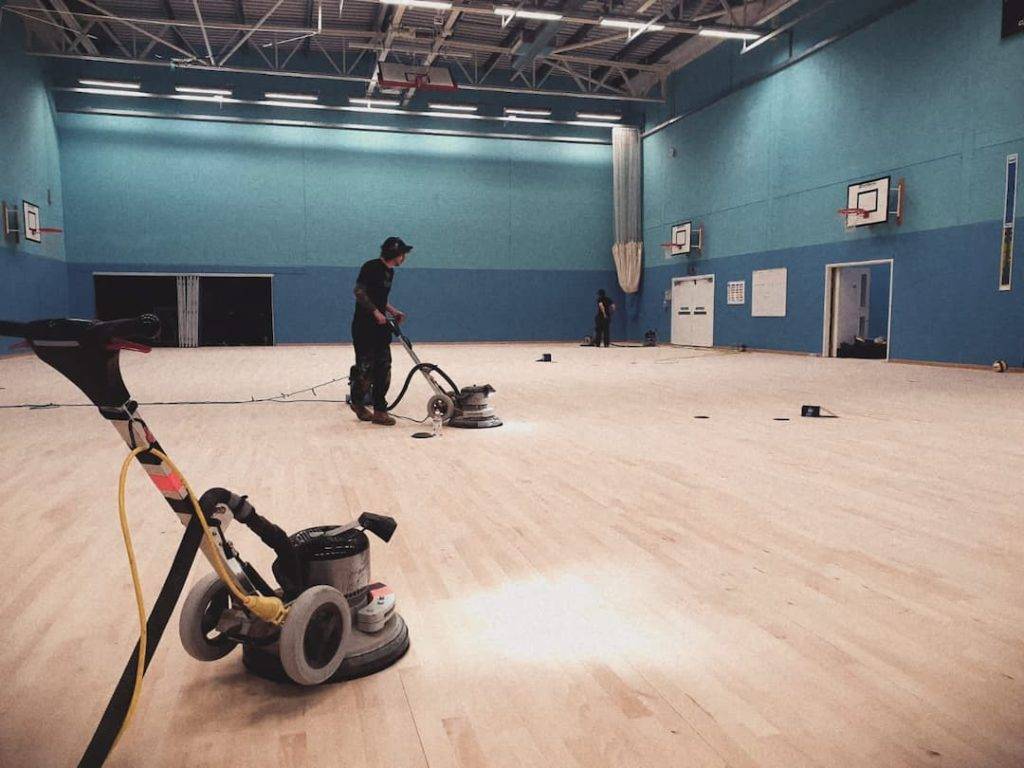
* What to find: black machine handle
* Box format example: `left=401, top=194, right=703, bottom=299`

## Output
left=0, top=314, right=160, bottom=345
left=386, top=317, right=412, bottom=347
left=0, top=315, right=161, bottom=410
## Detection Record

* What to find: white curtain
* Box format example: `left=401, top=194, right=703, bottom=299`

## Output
left=176, top=274, right=200, bottom=348
left=612, top=126, right=643, bottom=293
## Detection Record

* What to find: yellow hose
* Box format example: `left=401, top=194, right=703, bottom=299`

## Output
left=113, top=446, right=287, bottom=748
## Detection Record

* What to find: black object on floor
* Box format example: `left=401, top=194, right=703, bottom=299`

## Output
left=694, top=415, right=710, bottom=419
left=802, top=405, right=821, bottom=417
left=412, top=432, right=433, bottom=439
left=837, top=337, right=887, bottom=359
left=537, top=353, right=553, bottom=362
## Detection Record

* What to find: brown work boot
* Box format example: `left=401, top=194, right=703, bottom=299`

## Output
left=371, top=410, right=396, bottom=426
left=349, top=403, right=372, bottom=421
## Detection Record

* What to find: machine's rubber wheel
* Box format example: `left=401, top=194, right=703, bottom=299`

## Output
left=179, top=573, right=238, bottom=661
left=426, top=392, right=455, bottom=423
left=279, top=585, right=352, bottom=686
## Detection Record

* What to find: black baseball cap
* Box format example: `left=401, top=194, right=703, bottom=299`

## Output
left=381, top=236, right=413, bottom=257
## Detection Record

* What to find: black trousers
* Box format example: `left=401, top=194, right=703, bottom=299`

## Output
left=594, top=315, right=610, bottom=347
left=350, top=322, right=392, bottom=412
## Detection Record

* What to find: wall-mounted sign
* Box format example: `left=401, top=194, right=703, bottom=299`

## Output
left=1000, top=154, right=1018, bottom=291
left=1003, top=0, right=1024, bottom=39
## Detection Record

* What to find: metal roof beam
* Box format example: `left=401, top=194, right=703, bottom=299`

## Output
left=32, top=49, right=664, bottom=101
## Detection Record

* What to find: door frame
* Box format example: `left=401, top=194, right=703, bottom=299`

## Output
left=671, top=274, right=715, bottom=347
left=821, top=259, right=893, bottom=360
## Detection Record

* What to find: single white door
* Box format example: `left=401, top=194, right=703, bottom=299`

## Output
left=671, top=276, right=714, bottom=347
left=691, top=276, right=714, bottom=347
left=671, top=278, right=692, bottom=345
left=831, top=267, right=870, bottom=355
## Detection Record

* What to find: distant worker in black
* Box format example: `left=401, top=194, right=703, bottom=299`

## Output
left=349, top=236, right=411, bottom=426
left=593, top=289, right=615, bottom=348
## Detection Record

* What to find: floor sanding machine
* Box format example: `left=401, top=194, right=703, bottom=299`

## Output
left=383, top=318, right=502, bottom=429
left=0, top=314, right=410, bottom=766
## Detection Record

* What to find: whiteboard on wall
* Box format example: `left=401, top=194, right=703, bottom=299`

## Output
left=751, top=268, right=787, bottom=317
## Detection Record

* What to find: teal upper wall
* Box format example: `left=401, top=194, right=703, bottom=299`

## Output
left=0, top=16, right=67, bottom=333
left=643, top=0, right=1024, bottom=259
left=0, top=16, right=66, bottom=265
left=635, top=0, right=1024, bottom=365
left=57, top=113, right=612, bottom=271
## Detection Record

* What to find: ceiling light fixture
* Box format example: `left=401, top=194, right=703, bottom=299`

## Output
left=265, top=92, right=318, bottom=101
left=599, top=18, right=666, bottom=31
left=350, top=98, right=402, bottom=108
left=79, top=79, right=140, bottom=89
left=698, top=27, right=761, bottom=40
left=380, top=0, right=453, bottom=9
left=575, top=112, right=621, bottom=121
left=428, top=103, right=478, bottom=111
left=513, top=9, right=562, bottom=20
left=175, top=86, right=233, bottom=96
left=505, top=107, right=551, bottom=116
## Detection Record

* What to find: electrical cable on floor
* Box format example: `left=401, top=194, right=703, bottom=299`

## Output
left=654, top=347, right=747, bottom=364
left=0, top=375, right=350, bottom=410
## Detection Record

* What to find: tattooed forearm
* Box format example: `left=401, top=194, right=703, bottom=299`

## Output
left=354, top=283, right=377, bottom=313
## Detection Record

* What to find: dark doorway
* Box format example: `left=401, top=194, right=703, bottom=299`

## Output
left=93, top=273, right=274, bottom=347
left=198, top=276, right=274, bottom=346
left=94, top=274, right=179, bottom=346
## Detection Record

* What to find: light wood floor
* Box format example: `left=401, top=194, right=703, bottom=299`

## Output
left=1, top=342, right=1022, bottom=768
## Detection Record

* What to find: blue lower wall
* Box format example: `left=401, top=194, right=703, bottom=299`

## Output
left=1, top=252, right=68, bottom=328
left=68, top=262, right=626, bottom=342
left=627, top=218, right=1024, bottom=366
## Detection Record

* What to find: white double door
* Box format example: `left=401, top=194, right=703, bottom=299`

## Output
left=671, top=275, right=714, bottom=347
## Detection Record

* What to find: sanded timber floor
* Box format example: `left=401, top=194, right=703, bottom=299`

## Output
left=1, top=342, right=1022, bottom=768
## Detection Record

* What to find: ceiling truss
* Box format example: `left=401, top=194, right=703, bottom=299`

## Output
left=5, top=0, right=796, bottom=101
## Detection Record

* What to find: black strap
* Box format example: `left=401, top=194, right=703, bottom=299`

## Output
left=78, top=516, right=205, bottom=768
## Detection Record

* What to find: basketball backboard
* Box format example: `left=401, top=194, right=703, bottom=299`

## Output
left=377, top=63, right=457, bottom=92
left=844, top=177, right=890, bottom=228
left=670, top=222, right=692, bottom=255
left=23, top=201, right=41, bottom=243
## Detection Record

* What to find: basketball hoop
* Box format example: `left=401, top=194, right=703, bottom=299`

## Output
left=837, top=207, right=870, bottom=229
left=660, top=242, right=679, bottom=259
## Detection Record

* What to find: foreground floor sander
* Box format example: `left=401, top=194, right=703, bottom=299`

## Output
left=0, top=315, right=410, bottom=763
left=383, top=318, right=502, bottom=428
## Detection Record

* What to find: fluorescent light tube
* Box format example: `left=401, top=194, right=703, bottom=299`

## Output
left=75, top=87, right=147, bottom=97
left=349, top=98, right=401, bottom=108
left=79, top=79, right=140, bottom=89
left=599, top=18, right=665, bottom=31
left=698, top=27, right=761, bottom=40
left=258, top=100, right=325, bottom=109
left=576, top=112, right=621, bottom=121
left=505, top=107, right=551, bottom=116
left=175, top=86, right=233, bottom=96
left=381, top=0, right=453, bottom=9
left=515, top=10, right=562, bottom=20
left=428, top=103, right=477, bottom=111
left=265, top=92, right=318, bottom=101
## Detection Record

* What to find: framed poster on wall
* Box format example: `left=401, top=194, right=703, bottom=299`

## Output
left=751, top=268, right=787, bottom=317
left=1003, top=0, right=1024, bottom=38
left=1000, top=154, right=1018, bottom=291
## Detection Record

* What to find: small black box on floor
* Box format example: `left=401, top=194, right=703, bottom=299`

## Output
left=801, top=405, right=821, bottom=418
left=537, top=353, right=552, bottom=362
